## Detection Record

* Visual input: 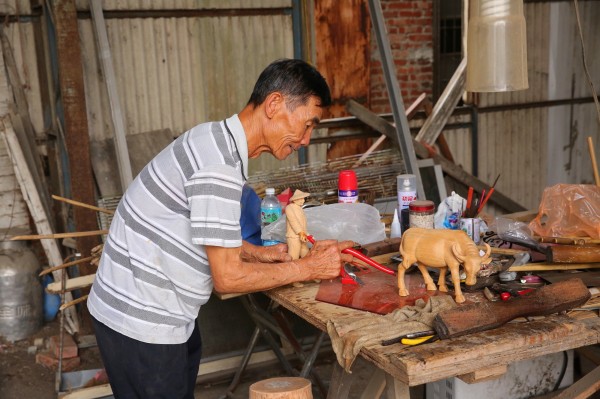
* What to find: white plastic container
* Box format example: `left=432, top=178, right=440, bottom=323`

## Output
left=426, top=351, right=573, bottom=399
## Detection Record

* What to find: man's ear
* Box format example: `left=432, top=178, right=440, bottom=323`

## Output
left=264, top=92, right=284, bottom=119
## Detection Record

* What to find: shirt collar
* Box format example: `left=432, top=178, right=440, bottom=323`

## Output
left=224, top=114, right=249, bottom=180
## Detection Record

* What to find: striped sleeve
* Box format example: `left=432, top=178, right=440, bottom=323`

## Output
left=185, top=163, right=243, bottom=247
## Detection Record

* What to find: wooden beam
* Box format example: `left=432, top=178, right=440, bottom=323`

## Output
left=458, top=364, right=507, bottom=383
left=416, top=58, right=467, bottom=145
left=47, top=274, right=95, bottom=293
left=89, top=0, right=133, bottom=190
left=346, top=100, right=526, bottom=213
left=53, top=0, right=100, bottom=276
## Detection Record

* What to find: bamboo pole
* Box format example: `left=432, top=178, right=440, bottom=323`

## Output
left=52, top=194, right=114, bottom=215
left=587, top=136, right=600, bottom=186
left=59, top=295, right=89, bottom=311
left=39, top=256, right=95, bottom=277
left=11, top=230, right=108, bottom=240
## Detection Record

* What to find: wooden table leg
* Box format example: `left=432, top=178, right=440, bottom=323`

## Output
left=327, top=362, right=411, bottom=399
left=385, top=374, right=411, bottom=399
left=327, top=363, right=354, bottom=399
left=359, top=369, right=385, bottom=399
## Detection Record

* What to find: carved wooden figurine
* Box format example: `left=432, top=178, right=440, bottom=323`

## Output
left=286, top=190, right=311, bottom=260
left=398, top=227, right=492, bottom=303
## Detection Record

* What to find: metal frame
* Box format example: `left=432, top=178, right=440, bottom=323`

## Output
left=367, top=0, right=425, bottom=199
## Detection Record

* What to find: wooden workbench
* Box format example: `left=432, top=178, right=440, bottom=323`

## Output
left=265, top=282, right=600, bottom=398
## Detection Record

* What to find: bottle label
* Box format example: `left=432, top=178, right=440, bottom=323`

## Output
left=338, top=189, right=358, bottom=203
left=398, top=191, right=417, bottom=209
left=260, top=207, right=282, bottom=225
left=262, top=239, right=280, bottom=246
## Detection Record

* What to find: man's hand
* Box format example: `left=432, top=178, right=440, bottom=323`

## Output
left=299, top=239, right=355, bottom=280
left=241, top=242, right=292, bottom=263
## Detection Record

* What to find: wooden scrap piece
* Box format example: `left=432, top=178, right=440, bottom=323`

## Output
left=433, top=278, right=591, bottom=339
left=415, top=58, right=467, bottom=146
left=346, top=100, right=526, bottom=213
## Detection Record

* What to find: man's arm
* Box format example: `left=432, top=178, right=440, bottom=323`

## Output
left=206, top=239, right=354, bottom=294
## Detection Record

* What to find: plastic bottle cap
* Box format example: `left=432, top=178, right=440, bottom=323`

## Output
left=265, top=188, right=275, bottom=195
left=397, top=174, right=416, bottom=190
left=409, top=200, right=435, bottom=212
left=338, top=170, right=357, bottom=190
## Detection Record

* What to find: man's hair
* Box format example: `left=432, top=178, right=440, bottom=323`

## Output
left=247, top=59, right=332, bottom=110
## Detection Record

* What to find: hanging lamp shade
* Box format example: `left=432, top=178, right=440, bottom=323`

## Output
left=466, top=0, right=528, bottom=92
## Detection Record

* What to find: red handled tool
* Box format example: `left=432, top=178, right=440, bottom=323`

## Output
left=306, top=235, right=396, bottom=285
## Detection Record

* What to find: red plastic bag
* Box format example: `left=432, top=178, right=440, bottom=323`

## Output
left=529, top=184, right=600, bottom=239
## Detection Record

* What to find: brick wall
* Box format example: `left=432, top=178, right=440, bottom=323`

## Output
left=370, top=0, right=434, bottom=113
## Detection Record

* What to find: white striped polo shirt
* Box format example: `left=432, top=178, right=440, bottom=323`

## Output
left=88, top=115, right=248, bottom=344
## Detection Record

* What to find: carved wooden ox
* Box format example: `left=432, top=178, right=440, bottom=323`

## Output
left=398, top=228, right=492, bottom=303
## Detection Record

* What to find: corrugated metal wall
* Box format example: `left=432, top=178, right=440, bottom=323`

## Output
left=76, top=1, right=296, bottom=195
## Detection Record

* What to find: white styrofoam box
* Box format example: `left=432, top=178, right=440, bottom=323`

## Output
left=426, top=350, right=573, bottom=399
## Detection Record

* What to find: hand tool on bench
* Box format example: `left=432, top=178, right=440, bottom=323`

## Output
left=307, top=235, right=396, bottom=285
left=433, top=278, right=590, bottom=339
left=381, top=330, right=436, bottom=346
left=500, top=234, right=600, bottom=263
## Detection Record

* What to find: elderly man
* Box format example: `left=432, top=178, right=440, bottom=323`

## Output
left=87, top=59, right=354, bottom=398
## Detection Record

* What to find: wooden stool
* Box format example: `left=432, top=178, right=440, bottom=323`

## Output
left=249, top=377, right=312, bottom=399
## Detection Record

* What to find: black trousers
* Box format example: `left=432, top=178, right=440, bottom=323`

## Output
left=92, top=316, right=202, bottom=399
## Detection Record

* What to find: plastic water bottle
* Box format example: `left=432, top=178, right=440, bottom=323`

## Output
left=260, top=188, right=282, bottom=246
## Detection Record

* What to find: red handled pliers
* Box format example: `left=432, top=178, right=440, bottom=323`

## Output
left=306, top=235, right=395, bottom=285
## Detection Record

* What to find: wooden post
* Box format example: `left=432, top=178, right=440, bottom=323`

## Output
left=249, top=377, right=312, bottom=399
left=53, top=0, right=100, bottom=276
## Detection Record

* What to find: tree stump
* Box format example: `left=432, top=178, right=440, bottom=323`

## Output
left=249, top=377, right=312, bottom=399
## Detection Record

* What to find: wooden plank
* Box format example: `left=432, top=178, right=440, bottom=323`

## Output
left=90, top=128, right=173, bottom=193
left=89, top=0, right=133, bottom=190
left=315, top=0, right=372, bottom=160
left=554, top=363, right=600, bottom=399
left=47, top=274, right=95, bottom=293
left=266, top=282, right=600, bottom=388
left=53, top=0, right=100, bottom=276
left=458, top=364, right=507, bottom=383
left=389, top=316, right=596, bottom=386
left=346, top=100, right=526, bottom=213
left=0, top=117, right=79, bottom=333
left=59, top=383, right=112, bottom=399
left=415, top=59, right=467, bottom=145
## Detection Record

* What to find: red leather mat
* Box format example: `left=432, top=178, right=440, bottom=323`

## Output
left=315, top=266, right=449, bottom=315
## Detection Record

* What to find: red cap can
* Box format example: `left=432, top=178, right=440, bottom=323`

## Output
left=338, top=170, right=357, bottom=190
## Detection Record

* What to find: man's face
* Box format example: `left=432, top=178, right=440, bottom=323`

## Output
left=268, top=96, right=323, bottom=160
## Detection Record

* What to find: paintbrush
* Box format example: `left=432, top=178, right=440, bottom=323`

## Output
left=477, top=174, right=501, bottom=215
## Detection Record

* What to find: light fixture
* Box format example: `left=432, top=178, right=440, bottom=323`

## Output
left=466, top=0, right=529, bottom=92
